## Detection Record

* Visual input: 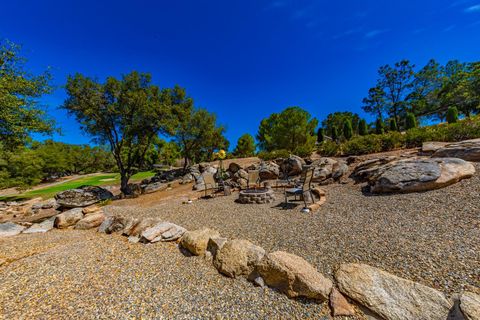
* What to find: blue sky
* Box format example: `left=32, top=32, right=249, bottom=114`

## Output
left=2, top=0, right=480, bottom=148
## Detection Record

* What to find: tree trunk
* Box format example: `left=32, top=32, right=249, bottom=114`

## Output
left=120, top=172, right=131, bottom=195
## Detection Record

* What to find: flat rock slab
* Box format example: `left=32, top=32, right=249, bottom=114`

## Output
left=23, top=218, right=55, bottom=234
left=0, top=222, right=26, bottom=237
left=336, top=263, right=452, bottom=320
left=141, top=222, right=186, bottom=242
left=369, top=157, right=475, bottom=193
left=432, top=138, right=480, bottom=162
left=55, top=186, right=113, bottom=208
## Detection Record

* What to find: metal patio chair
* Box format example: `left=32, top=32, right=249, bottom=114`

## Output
left=284, top=167, right=315, bottom=208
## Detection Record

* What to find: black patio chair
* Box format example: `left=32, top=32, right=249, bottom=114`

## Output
left=284, top=167, right=315, bottom=208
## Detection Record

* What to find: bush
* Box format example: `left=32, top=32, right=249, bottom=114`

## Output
left=343, top=120, right=353, bottom=140
left=405, top=113, right=417, bottom=130
left=446, top=107, right=459, bottom=124
left=317, top=128, right=325, bottom=143
left=375, top=118, right=384, bottom=134
left=294, top=145, right=315, bottom=157
left=317, top=140, right=340, bottom=157
left=342, top=135, right=383, bottom=155
left=257, top=149, right=291, bottom=161
left=389, top=118, right=398, bottom=132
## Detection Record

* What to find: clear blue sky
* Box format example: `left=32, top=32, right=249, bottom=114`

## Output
left=2, top=0, right=480, bottom=147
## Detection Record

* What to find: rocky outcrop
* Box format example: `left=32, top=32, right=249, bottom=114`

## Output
left=55, top=186, right=113, bottom=208
left=180, top=228, right=220, bottom=256
left=336, top=263, right=452, bottom=320
left=54, top=208, right=84, bottom=229
left=351, top=156, right=398, bottom=182
left=258, top=162, right=280, bottom=180
left=460, top=291, right=480, bottom=320
left=74, top=212, right=106, bottom=230
left=256, top=251, right=332, bottom=301
left=0, top=222, right=26, bottom=237
left=368, top=158, right=475, bottom=193
left=282, top=155, right=305, bottom=176
left=432, top=138, right=480, bottom=162
left=213, top=239, right=265, bottom=278
left=311, top=158, right=348, bottom=183
left=141, top=222, right=186, bottom=242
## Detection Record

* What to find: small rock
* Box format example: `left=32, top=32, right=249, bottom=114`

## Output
left=98, top=215, right=127, bottom=234
left=74, top=212, right=106, bottom=230
left=128, top=235, right=140, bottom=243
left=54, top=208, right=84, bottom=229
left=330, top=288, right=356, bottom=317
left=141, top=222, right=186, bottom=242
left=23, top=217, right=55, bottom=234
left=213, top=239, right=265, bottom=278
left=0, top=222, right=26, bottom=237
left=82, top=205, right=101, bottom=215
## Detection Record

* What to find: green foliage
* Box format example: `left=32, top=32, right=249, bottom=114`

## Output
left=375, top=118, right=384, bottom=134
left=331, top=126, right=339, bottom=141
left=256, top=106, right=318, bottom=152
left=257, top=149, right=290, bottom=160
left=322, top=112, right=360, bottom=138
left=63, top=71, right=182, bottom=194
left=389, top=118, right=398, bottom=131
left=343, top=119, right=353, bottom=140
left=317, top=127, right=325, bottom=142
left=317, top=140, right=340, bottom=157
left=233, top=134, right=256, bottom=158
left=405, top=113, right=417, bottom=129
left=0, top=40, right=55, bottom=149
left=358, top=119, right=368, bottom=136
left=446, top=107, right=459, bottom=124
left=157, top=140, right=181, bottom=166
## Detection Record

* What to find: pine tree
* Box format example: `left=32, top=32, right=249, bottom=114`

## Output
left=343, top=119, right=353, bottom=140
left=375, top=118, right=384, bottom=134
left=358, top=119, right=368, bottom=136
left=405, top=113, right=417, bottom=130
left=446, top=107, right=459, bottom=124
left=389, top=118, right=398, bottom=132
left=331, top=126, right=339, bottom=142
left=317, top=128, right=325, bottom=143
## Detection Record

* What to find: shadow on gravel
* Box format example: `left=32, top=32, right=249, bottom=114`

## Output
left=272, top=202, right=300, bottom=210
left=178, top=246, right=194, bottom=257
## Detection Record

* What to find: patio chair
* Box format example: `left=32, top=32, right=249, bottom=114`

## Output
left=203, top=173, right=218, bottom=198
left=284, top=167, right=315, bottom=208
left=247, top=170, right=260, bottom=190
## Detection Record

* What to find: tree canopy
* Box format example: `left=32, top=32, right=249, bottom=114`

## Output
left=233, top=134, right=256, bottom=158
left=0, top=40, right=55, bottom=149
left=257, top=106, right=318, bottom=154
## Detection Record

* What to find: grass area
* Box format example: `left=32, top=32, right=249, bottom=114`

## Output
left=0, top=171, right=155, bottom=201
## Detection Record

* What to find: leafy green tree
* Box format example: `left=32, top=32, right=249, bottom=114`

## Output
left=342, top=119, right=353, bottom=140
left=322, top=112, right=360, bottom=137
left=317, top=127, right=325, bottom=143
left=375, top=118, right=384, bottom=134
left=446, top=106, right=459, bottom=124
left=389, top=118, right=398, bottom=132
left=256, top=106, right=318, bottom=153
left=358, top=119, right=368, bottom=136
left=0, top=40, right=55, bottom=149
left=331, top=126, right=339, bottom=142
left=405, top=113, right=417, bottom=130
left=408, top=59, right=442, bottom=117
left=362, top=86, right=386, bottom=120
left=63, top=71, right=179, bottom=195
left=233, top=134, right=256, bottom=158
left=173, top=106, right=228, bottom=169
left=158, top=140, right=181, bottom=166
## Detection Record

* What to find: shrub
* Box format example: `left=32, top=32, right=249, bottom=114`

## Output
left=294, top=145, right=315, bottom=157
left=331, top=126, right=339, bottom=141
left=389, top=118, right=398, bottom=132
left=343, top=120, right=353, bottom=140
left=380, top=131, right=405, bottom=151
left=375, top=118, right=384, bottom=134
left=342, top=135, right=382, bottom=155
left=317, top=128, right=325, bottom=143
left=257, top=149, right=291, bottom=161
left=446, top=106, right=459, bottom=124
left=317, top=140, right=340, bottom=157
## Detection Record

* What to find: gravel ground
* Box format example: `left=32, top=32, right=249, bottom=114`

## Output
left=0, top=230, right=332, bottom=319
left=107, top=163, right=480, bottom=298
left=1, top=163, right=478, bottom=319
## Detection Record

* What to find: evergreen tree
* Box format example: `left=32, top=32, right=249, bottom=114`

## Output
left=358, top=119, right=368, bottom=136
left=389, top=118, right=398, bottom=132
left=375, top=118, right=384, bottom=134
left=233, top=134, right=256, bottom=158
left=331, top=126, right=339, bottom=142
left=405, top=113, right=417, bottom=130
left=446, top=106, right=459, bottom=124
left=317, top=128, right=325, bottom=143
left=343, top=119, right=353, bottom=140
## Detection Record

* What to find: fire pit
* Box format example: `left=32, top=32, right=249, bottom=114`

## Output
left=237, top=188, right=276, bottom=204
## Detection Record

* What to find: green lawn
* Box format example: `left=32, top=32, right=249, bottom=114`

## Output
left=0, top=171, right=155, bottom=201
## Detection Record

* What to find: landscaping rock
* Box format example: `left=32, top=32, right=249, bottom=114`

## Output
left=351, top=156, right=398, bottom=182
left=258, top=162, right=280, bottom=180
left=228, top=162, right=242, bottom=174
left=121, top=217, right=141, bottom=236
left=54, top=208, right=84, bottom=229
left=98, top=215, right=128, bottom=234
left=82, top=205, right=101, bottom=215
left=256, top=251, right=332, bottom=301
left=284, top=155, right=305, bottom=176
left=207, top=237, right=227, bottom=258
left=421, top=141, right=449, bottom=155
left=213, top=239, right=265, bottom=278
left=55, top=186, right=113, bottom=208
left=335, top=263, right=452, bottom=320
left=126, top=218, right=161, bottom=237
left=311, top=158, right=347, bottom=182
left=330, top=288, right=356, bottom=317
left=23, top=217, right=55, bottom=234
left=143, top=182, right=168, bottom=194
left=74, top=212, right=106, bottom=230
left=141, top=222, right=186, bottom=242
left=0, top=222, right=26, bottom=237
left=432, top=138, right=480, bottom=162
left=180, top=228, right=220, bottom=256
left=369, top=158, right=475, bottom=193
left=460, top=291, right=480, bottom=320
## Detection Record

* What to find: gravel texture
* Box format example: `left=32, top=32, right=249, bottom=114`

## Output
left=107, top=163, right=480, bottom=298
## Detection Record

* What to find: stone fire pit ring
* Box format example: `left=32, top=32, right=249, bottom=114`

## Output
left=237, top=188, right=276, bottom=204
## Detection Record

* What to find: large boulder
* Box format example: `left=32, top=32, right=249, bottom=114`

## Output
left=74, top=212, right=106, bottom=230
left=432, top=138, right=480, bottom=162
left=54, top=208, right=84, bottom=229
left=55, top=186, right=113, bottom=208
left=369, top=158, right=475, bottom=193
left=258, top=162, right=280, bottom=180
left=351, top=156, right=398, bottom=182
left=335, top=263, right=452, bottom=320
left=141, top=222, right=186, bottom=242
left=213, top=239, right=265, bottom=278
left=256, top=251, right=332, bottom=301
left=460, top=291, right=480, bottom=320
left=0, top=222, right=26, bottom=237
left=23, top=217, right=55, bottom=234
left=180, top=228, right=220, bottom=256
left=98, top=215, right=128, bottom=234
left=228, top=162, right=242, bottom=174
left=283, top=155, right=305, bottom=176
left=311, top=158, right=348, bottom=183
